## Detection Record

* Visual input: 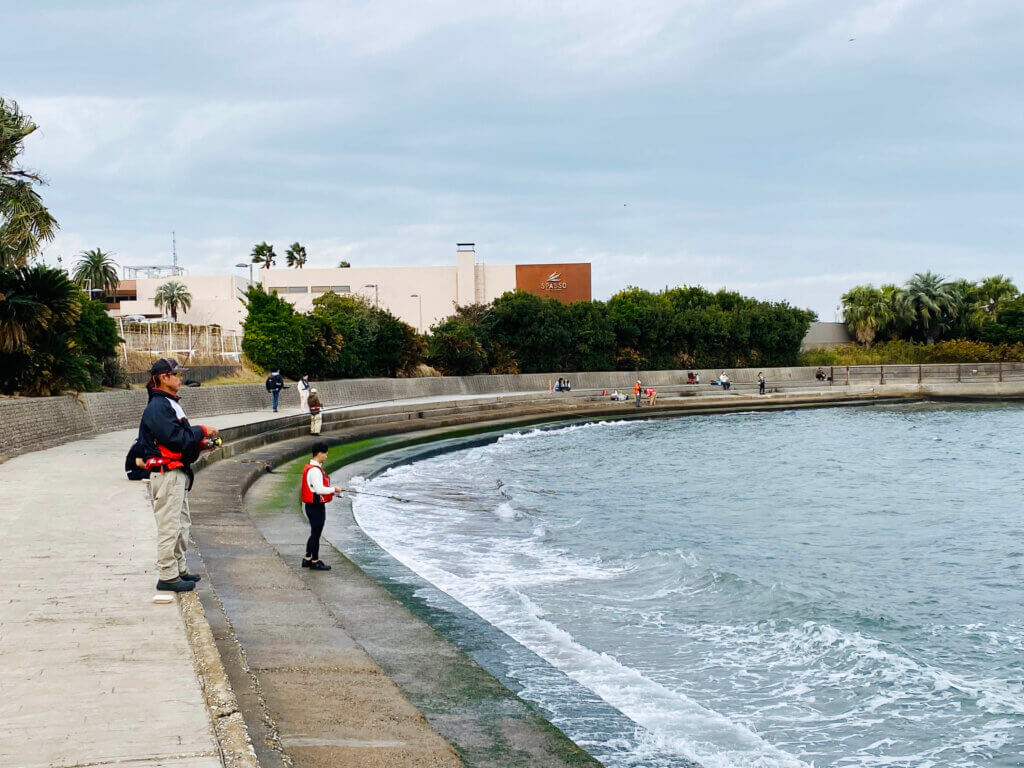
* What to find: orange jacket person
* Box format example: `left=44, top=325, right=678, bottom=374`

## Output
left=301, top=441, right=343, bottom=571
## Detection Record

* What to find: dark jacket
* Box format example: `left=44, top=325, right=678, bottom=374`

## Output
left=267, top=372, right=285, bottom=392
left=124, top=440, right=150, bottom=481
left=137, top=389, right=206, bottom=482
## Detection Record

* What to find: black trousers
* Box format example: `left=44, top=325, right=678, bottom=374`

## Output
left=304, top=502, right=326, bottom=559
left=759, top=381, right=765, bottom=394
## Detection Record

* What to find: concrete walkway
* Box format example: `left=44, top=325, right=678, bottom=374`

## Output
left=0, top=396, right=550, bottom=768
left=0, top=408, right=288, bottom=768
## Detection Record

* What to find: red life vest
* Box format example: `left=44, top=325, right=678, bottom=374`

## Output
left=301, top=463, right=334, bottom=504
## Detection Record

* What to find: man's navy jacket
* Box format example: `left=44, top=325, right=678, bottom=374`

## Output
left=137, top=388, right=206, bottom=470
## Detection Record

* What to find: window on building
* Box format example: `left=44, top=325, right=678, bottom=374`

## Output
left=273, top=286, right=309, bottom=294
left=311, top=285, right=351, bottom=294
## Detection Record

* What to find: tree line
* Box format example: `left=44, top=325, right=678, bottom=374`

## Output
left=243, top=282, right=815, bottom=380
left=0, top=98, right=124, bottom=395
left=841, top=272, right=1023, bottom=346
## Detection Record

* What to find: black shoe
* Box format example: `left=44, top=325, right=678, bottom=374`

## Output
left=156, top=578, right=195, bottom=592
left=178, top=572, right=201, bottom=582
left=309, top=560, right=331, bottom=571
left=301, top=558, right=313, bottom=568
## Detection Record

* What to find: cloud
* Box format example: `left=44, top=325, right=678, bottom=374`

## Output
left=7, top=0, right=1024, bottom=324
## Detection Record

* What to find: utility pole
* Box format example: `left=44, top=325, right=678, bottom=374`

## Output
left=172, top=231, right=177, bottom=272
left=364, top=283, right=379, bottom=309
left=410, top=293, right=423, bottom=333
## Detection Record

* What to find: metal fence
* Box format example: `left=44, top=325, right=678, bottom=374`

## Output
left=830, top=362, right=1024, bottom=386
left=116, top=319, right=242, bottom=364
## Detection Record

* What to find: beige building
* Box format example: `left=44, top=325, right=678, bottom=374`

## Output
left=259, top=246, right=515, bottom=332
left=108, top=246, right=592, bottom=334
left=115, top=274, right=250, bottom=330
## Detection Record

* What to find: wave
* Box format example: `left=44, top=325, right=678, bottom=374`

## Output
left=496, top=419, right=643, bottom=444
left=353, top=490, right=808, bottom=768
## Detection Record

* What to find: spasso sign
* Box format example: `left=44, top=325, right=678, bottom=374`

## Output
left=542, top=272, right=567, bottom=290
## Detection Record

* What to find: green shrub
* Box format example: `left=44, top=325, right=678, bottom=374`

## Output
left=800, top=339, right=1024, bottom=366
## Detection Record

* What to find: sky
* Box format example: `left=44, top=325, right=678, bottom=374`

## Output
left=5, top=0, right=1024, bottom=319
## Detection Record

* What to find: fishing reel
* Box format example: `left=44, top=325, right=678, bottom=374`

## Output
left=200, top=436, right=223, bottom=451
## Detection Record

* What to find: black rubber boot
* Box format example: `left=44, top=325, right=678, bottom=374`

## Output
left=156, top=578, right=195, bottom=592
left=178, top=572, right=201, bottom=582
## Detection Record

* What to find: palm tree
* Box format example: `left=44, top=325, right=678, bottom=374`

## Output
left=1, top=98, right=59, bottom=269
left=841, top=284, right=894, bottom=345
left=976, top=275, right=1018, bottom=316
left=0, top=264, right=81, bottom=352
left=899, top=271, right=957, bottom=344
left=338, top=260, right=351, bottom=268
left=153, top=281, right=193, bottom=322
left=71, top=248, right=119, bottom=299
left=285, top=242, right=307, bottom=269
left=251, top=241, right=276, bottom=270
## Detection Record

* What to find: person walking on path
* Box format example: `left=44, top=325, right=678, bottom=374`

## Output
left=634, top=379, right=642, bottom=408
left=138, top=358, right=218, bottom=593
left=301, top=441, right=343, bottom=571
left=266, top=368, right=285, bottom=412
left=758, top=371, right=766, bottom=395
left=308, top=388, right=323, bottom=435
left=298, top=374, right=311, bottom=412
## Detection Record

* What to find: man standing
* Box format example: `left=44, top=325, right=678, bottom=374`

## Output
left=266, top=368, right=285, bottom=412
left=298, top=374, right=311, bottom=412
left=301, top=441, right=343, bottom=571
left=634, top=379, right=642, bottom=408
left=138, top=358, right=218, bottom=593
left=758, top=371, right=766, bottom=395
left=308, top=388, right=323, bottom=435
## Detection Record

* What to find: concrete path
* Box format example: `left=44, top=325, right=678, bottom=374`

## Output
left=0, top=407, right=290, bottom=768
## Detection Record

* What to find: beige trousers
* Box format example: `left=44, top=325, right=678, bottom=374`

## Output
left=310, top=413, right=322, bottom=434
left=150, top=469, right=191, bottom=581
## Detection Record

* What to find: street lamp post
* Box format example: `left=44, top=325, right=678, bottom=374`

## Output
left=410, top=293, right=423, bottom=333
left=235, top=262, right=253, bottom=284
left=364, top=283, right=379, bottom=309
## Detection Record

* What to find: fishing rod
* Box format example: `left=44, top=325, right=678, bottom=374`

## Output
left=338, top=482, right=545, bottom=518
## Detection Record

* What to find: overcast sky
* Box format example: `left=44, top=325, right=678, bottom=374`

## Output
left=5, top=1, right=1023, bottom=318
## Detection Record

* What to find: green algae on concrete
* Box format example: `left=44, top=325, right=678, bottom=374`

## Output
left=245, top=431, right=606, bottom=768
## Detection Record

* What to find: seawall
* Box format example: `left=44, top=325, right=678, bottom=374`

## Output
left=5, top=361, right=1024, bottom=462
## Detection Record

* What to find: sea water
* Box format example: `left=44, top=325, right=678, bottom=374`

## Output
left=349, top=403, right=1024, bottom=767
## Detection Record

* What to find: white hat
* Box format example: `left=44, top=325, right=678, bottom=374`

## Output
left=310, top=388, right=317, bottom=393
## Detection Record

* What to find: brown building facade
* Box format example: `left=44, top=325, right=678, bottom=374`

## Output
left=514, top=263, right=591, bottom=303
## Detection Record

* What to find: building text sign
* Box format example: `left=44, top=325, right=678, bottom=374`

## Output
left=515, top=263, right=591, bottom=303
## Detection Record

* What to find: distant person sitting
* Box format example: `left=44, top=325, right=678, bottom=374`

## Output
left=554, top=378, right=564, bottom=392
left=563, top=378, right=571, bottom=391
left=815, top=367, right=826, bottom=382
left=686, top=371, right=696, bottom=385
left=719, top=372, right=731, bottom=391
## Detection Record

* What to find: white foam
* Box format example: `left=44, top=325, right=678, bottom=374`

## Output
left=353, top=489, right=809, bottom=768
left=496, top=419, right=641, bottom=444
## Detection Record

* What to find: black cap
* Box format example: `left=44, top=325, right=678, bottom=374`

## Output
left=149, top=357, right=187, bottom=376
